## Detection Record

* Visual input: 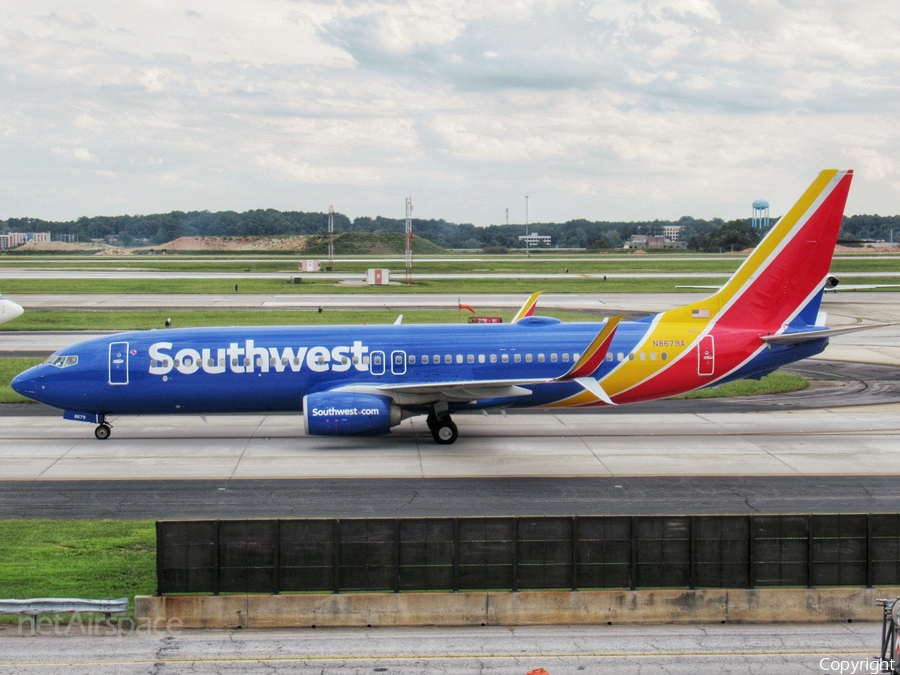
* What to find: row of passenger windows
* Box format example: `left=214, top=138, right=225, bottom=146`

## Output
left=151, top=351, right=670, bottom=369
left=406, top=352, right=576, bottom=365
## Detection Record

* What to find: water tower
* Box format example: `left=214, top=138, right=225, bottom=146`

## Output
left=752, top=199, right=769, bottom=229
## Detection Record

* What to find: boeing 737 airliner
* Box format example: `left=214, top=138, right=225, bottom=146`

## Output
left=12, top=170, right=874, bottom=444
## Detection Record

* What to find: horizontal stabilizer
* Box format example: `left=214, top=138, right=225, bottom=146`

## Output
left=574, top=376, right=616, bottom=406
left=761, top=323, right=891, bottom=344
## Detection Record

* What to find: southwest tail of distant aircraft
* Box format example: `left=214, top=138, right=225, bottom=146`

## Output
left=12, top=170, right=877, bottom=443
left=0, top=295, right=24, bottom=325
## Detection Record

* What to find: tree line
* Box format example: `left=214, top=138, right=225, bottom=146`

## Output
left=3, top=210, right=897, bottom=251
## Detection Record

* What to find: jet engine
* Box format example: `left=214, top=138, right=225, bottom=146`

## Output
left=303, top=392, right=401, bottom=436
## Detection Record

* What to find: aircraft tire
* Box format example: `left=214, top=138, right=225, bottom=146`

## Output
left=426, top=413, right=437, bottom=431
left=94, top=424, right=111, bottom=440
left=432, top=417, right=458, bottom=445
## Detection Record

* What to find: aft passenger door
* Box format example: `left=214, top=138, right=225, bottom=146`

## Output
left=109, top=341, right=130, bottom=385
left=698, top=335, right=715, bottom=377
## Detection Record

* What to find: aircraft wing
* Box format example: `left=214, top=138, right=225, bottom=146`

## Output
left=335, top=379, right=540, bottom=404
left=760, top=323, right=892, bottom=344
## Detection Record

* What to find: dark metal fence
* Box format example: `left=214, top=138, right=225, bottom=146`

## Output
left=156, top=514, right=900, bottom=595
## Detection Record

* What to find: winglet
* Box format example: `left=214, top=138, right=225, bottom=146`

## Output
left=512, top=291, right=544, bottom=323
left=558, top=315, right=622, bottom=380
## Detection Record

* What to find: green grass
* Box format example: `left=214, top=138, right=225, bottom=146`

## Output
left=0, top=358, right=42, bottom=402
left=0, top=520, right=156, bottom=622
left=0, top=276, right=732, bottom=295
left=675, top=372, right=809, bottom=399
left=0, top=308, right=602, bottom=332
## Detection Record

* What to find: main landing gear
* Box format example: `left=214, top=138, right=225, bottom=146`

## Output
left=94, top=423, right=112, bottom=440
left=426, top=412, right=458, bottom=445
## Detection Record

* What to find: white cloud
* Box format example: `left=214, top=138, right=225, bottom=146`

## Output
left=1, top=0, right=899, bottom=223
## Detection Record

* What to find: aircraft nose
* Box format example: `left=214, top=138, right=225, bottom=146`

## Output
left=11, top=371, right=36, bottom=397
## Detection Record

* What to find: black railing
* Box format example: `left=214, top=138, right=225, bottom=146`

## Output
left=156, top=514, right=900, bottom=595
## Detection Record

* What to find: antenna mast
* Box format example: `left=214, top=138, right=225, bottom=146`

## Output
left=327, top=204, right=334, bottom=271
left=405, top=197, right=413, bottom=285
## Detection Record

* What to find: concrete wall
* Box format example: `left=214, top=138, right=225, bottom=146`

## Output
left=136, top=588, right=900, bottom=629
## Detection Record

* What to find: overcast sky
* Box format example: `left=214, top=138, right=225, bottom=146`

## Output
left=2, top=1, right=898, bottom=225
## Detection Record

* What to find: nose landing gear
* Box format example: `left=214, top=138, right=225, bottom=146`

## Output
left=94, top=423, right=112, bottom=440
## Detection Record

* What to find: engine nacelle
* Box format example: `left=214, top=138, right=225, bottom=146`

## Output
left=303, top=392, right=401, bottom=436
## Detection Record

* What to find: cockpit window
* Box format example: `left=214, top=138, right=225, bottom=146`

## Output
left=45, top=355, right=78, bottom=368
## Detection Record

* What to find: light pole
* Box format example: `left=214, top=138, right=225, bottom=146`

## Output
left=525, top=195, right=529, bottom=253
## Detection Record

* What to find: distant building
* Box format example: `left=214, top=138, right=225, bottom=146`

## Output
left=623, top=234, right=686, bottom=250
left=662, top=225, right=683, bottom=240
left=0, top=232, right=49, bottom=249
left=518, top=233, right=552, bottom=247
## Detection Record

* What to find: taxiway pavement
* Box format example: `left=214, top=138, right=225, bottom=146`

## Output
left=0, top=623, right=885, bottom=675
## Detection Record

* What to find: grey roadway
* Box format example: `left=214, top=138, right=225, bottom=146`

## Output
left=0, top=623, right=887, bottom=674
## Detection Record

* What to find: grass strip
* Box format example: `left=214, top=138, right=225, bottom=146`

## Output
left=0, top=520, right=156, bottom=623
left=675, top=372, right=808, bottom=399
left=0, top=276, right=733, bottom=295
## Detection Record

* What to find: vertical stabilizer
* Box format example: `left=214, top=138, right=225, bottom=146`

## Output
left=684, top=169, right=853, bottom=331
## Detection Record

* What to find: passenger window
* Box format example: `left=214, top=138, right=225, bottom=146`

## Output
left=174, top=359, right=181, bottom=367
left=574, top=353, right=580, bottom=361
left=650, top=353, right=656, bottom=361
left=409, top=355, right=416, bottom=364
left=434, top=354, right=440, bottom=364
left=456, top=355, right=463, bottom=364
left=394, top=354, right=403, bottom=365
left=293, top=357, right=300, bottom=366
left=422, top=355, right=429, bottom=364
left=210, top=359, right=216, bottom=367
left=467, top=354, right=474, bottom=364
left=628, top=353, right=634, bottom=361
left=617, top=352, right=624, bottom=362
left=232, top=358, right=239, bottom=367
left=514, top=354, right=522, bottom=363
left=373, top=355, right=382, bottom=365
left=258, top=357, right=265, bottom=367
left=606, top=353, right=613, bottom=362
left=538, top=354, right=546, bottom=363
left=502, top=354, right=509, bottom=363
left=478, top=354, right=485, bottom=364
left=526, top=354, right=533, bottom=363
left=550, top=353, right=558, bottom=362
left=662, top=352, right=668, bottom=360
left=639, top=352, right=646, bottom=361
left=445, top=355, right=452, bottom=364
left=562, top=353, right=569, bottom=362
left=244, top=357, right=251, bottom=367
left=490, top=354, right=497, bottom=363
